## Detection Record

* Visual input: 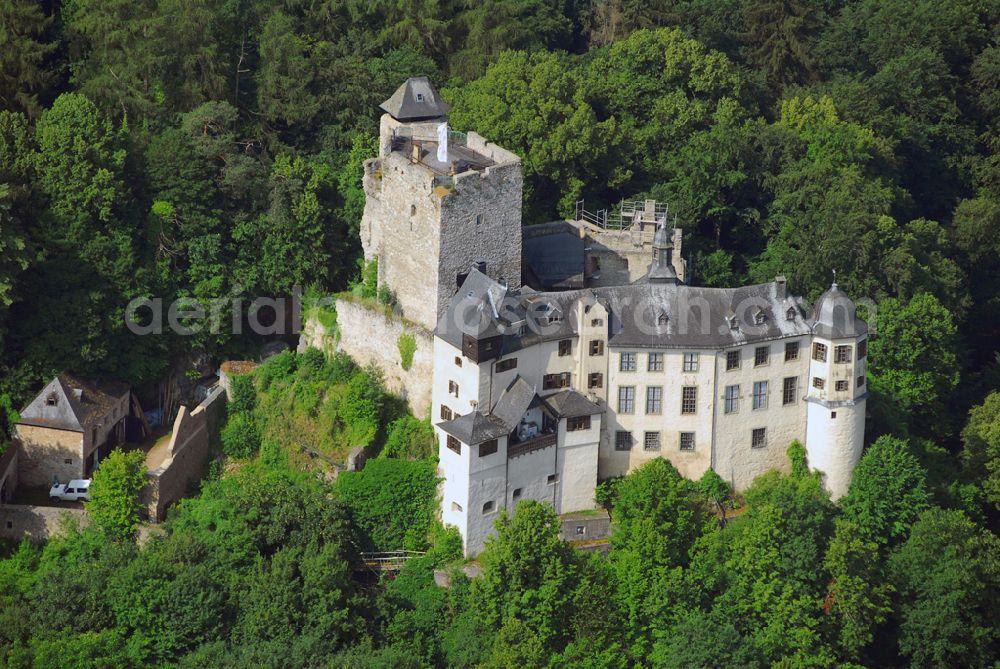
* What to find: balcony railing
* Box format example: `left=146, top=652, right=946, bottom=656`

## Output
left=508, top=432, right=557, bottom=458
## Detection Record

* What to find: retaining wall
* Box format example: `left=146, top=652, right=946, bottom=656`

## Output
left=0, top=504, right=89, bottom=542
left=299, top=298, right=434, bottom=417
left=142, top=386, right=225, bottom=522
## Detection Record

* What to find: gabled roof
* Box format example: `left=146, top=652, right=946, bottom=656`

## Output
left=491, top=376, right=537, bottom=429
left=437, top=410, right=508, bottom=445
left=18, top=374, right=129, bottom=432
left=380, top=77, right=450, bottom=121
left=435, top=376, right=540, bottom=446
left=542, top=390, right=604, bottom=418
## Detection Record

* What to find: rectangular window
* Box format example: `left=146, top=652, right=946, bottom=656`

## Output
left=785, top=341, right=799, bottom=361
left=620, top=352, right=637, bottom=372
left=440, top=405, right=453, bottom=421
left=835, top=380, right=849, bottom=391
left=588, top=372, right=603, bottom=389
left=591, top=318, right=604, bottom=327
left=479, top=439, right=498, bottom=457
left=615, top=431, right=633, bottom=451
left=543, top=373, right=570, bottom=390
left=589, top=339, right=604, bottom=356
left=753, top=381, right=768, bottom=410
left=446, top=436, right=461, bottom=454
left=647, top=353, right=664, bottom=372
left=858, top=340, right=867, bottom=359
left=683, top=352, right=699, bottom=372
left=645, top=386, right=663, bottom=414
left=455, top=356, right=462, bottom=367
left=857, top=375, right=866, bottom=387
left=618, top=386, right=635, bottom=414
left=751, top=428, right=767, bottom=449
left=643, top=431, right=661, bottom=451
left=835, top=345, right=852, bottom=363
left=567, top=415, right=591, bottom=431
left=547, top=473, right=558, bottom=484
left=724, top=385, right=740, bottom=414
left=755, top=346, right=770, bottom=366
left=782, top=377, right=797, bottom=405
left=813, top=342, right=828, bottom=362
left=679, top=432, right=695, bottom=451
left=813, top=377, right=825, bottom=389
left=448, top=380, right=459, bottom=396
left=681, top=386, right=697, bottom=414
left=726, top=350, right=740, bottom=370
left=495, top=358, right=517, bottom=372
left=559, top=339, right=572, bottom=356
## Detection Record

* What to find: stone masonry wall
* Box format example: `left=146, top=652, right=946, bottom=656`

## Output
left=0, top=446, right=18, bottom=502
left=142, top=386, right=224, bottom=522
left=300, top=299, right=434, bottom=417
left=14, top=424, right=84, bottom=488
left=0, top=504, right=89, bottom=542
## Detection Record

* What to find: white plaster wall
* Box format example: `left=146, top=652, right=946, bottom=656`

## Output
left=438, top=429, right=470, bottom=550
left=432, top=338, right=486, bottom=421
left=806, top=400, right=865, bottom=499
left=712, top=338, right=810, bottom=491
left=558, top=415, right=602, bottom=512
left=602, top=347, right=716, bottom=481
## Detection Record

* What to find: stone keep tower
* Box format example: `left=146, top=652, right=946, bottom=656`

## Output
left=360, top=77, right=523, bottom=332
left=804, top=282, right=868, bottom=499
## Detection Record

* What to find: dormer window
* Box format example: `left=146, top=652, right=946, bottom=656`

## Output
left=45, top=393, right=57, bottom=406
left=786, top=307, right=796, bottom=321
left=727, top=316, right=739, bottom=330
left=415, top=93, right=425, bottom=102
left=753, top=308, right=766, bottom=325
left=657, top=312, right=669, bottom=326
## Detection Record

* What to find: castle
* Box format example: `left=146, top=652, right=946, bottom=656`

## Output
left=360, top=78, right=868, bottom=556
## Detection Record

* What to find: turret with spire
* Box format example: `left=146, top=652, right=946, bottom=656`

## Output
left=644, top=221, right=679, bottom=283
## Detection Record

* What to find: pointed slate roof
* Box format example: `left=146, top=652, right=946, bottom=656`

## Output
left=811, top=282, right=868, bottom=338
left=380, top=76, right=450, bottom=121
left=18, top=374, right=129, bottom=432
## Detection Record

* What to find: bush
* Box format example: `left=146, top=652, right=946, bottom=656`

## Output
left=257, top=350, right=297, bottom=391
left=228, top=374, right=257, bottom=414
left=397, top=332, right=416, bottom=371
left=382, top=415, right=436, bottom=459
left=221, top=412, right=261, bottom=459
left=87, top=449, right=148, bottom=542
left=333, top=458, right=439, bottom=551
left=339, top=371, right=385, bottom=448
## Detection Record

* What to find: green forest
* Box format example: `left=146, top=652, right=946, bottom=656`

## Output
left=0, top=349, right=997, bottom=668
left=0, top=0, right=998, bottom=667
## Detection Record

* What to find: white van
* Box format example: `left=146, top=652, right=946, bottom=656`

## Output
left=49, top=479, right=92, bottom=502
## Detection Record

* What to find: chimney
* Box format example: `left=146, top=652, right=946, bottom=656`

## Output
left=411, top=141, right=421, bottom=163
left=775, top=275, right=787, bottom=299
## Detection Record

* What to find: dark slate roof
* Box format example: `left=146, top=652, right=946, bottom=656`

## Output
left=436, top=376, right=541, bottom=445
left=811, top=283, right=868, bottom=338
left=380, top=77, right=450, bottom=121
left=437, top=411, right=508, bottom=444
left=523, top=231, right=585, bottom=290
left=542, top=390, right=604, bottom=418
left=18, top=374, right=129, bottom=432
left=491, top=377, right=538, bottom=429
left=436, top=267, right=821, bottom=354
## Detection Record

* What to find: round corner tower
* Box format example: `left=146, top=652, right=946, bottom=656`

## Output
left=804, top=282, right=868, bottom=499
left=360, top=76, right=523, bottom=332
